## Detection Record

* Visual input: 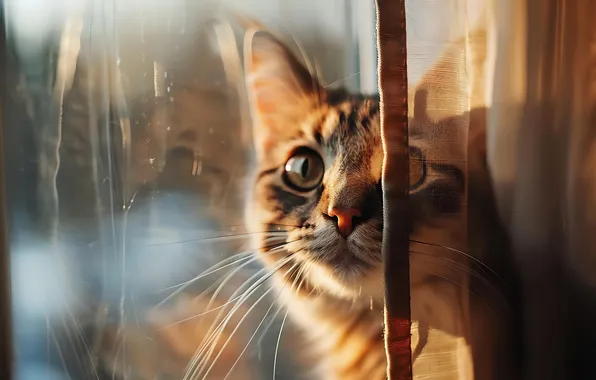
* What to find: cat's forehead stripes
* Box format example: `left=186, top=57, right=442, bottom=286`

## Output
left=317, top=99, right=382, bottom=181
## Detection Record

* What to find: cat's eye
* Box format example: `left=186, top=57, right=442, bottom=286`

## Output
left=283, top=149, right=325, bottom=191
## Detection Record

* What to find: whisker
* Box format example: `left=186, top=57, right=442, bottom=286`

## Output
left=258, top=258, right=308, bottom=362
left=152, top=238, right=293, bottom=310
left=268, top=261, right=308, bottom=379
left=151, top=256, right=252, bottom=312
left=215, top=222, right=301, bottom=230
left=184, top=255, right=294, bottom=379
left=189, top=281, right=266, bottom=380
left=296, top=261, right=319, bottom=297
left=156, top=252, right=253, bottom=293
left=181, top=261, right=272, bottom=374
left=273, top=309, right=289, bottom=380
left=421, top=269, right=495, bottom=317
left=156, top=246, right=284, bottom=329
left=189, top=256, right=295, bottom=379
left=196, top=287, right=275, bottom=380
left=221, top=263, right=300, bottom=380
left=324, top=72, right=360, bottom=88
left=296, top=266, right=311, bottom=295
left=409, top=249, right=510, bottom=299
left=144, top=230, right=289, bottom=247
left=159, top=237, right=303, bottom=325
left=410, top=251, right=511, bottom=315
left=156, top=257, right=260, bottom=328
left=199, top=245, right=290, bottom=321
left=409, top=239, right=507, bottom=287
left=255, top=302, right=285, bottom=360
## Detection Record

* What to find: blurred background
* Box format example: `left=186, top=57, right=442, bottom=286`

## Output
left=1, top=0, right=377, bottom=379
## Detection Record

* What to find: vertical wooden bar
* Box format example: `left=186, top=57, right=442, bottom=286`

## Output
left=375, top=1, right=411, bottom=379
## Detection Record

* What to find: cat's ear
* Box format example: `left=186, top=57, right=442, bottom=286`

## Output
left=244, top=29, right=323, bottom=151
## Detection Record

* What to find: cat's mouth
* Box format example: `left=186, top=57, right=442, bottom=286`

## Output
left=290, top=239, right=381, bottom=299
left=300, top=224, right=382, bottom=276
left=278, top=222, right=384, bottom=298
left=325, top=246, right=374, bottom=273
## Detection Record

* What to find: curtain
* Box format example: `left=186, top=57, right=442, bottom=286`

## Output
left=489, top=1, right=596, bottom=378
left=379, top=0, right=596, bottom=379
left=408, top=0, right=516, bottom=378
left=380, top=0, right=515, bottom=379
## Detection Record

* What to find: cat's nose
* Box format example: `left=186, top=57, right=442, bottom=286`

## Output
left=326, top=207, right=362, bottom=238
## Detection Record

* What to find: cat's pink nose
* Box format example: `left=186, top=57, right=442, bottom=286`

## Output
left=327, top=207, right=362, bottom=238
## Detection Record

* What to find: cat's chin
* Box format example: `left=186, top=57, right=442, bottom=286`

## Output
left=306, top=261, right=385, bottom=302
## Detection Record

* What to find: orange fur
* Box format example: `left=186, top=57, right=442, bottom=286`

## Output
left=244, top=27, right=467, bottom=380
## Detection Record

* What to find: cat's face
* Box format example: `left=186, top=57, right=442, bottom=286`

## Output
left=244, top=30, right=385, bottom=299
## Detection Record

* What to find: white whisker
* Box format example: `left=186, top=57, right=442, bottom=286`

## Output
left=153, top=238, right=291, bottom=311
left=423, top=269, right=495, bottom=317
left=324, top=72, right=360, bottom=88
left=192, top=241, right=294, bottom=318
left=255, top=302, right=284, bottom=358
left=196, top=287, right=274, bottom=380
left=192, top=254, right=296, bottom=378
left=410, top=252, right=510, bottom=316
left=409, top=239, right=506, bottom=286
left=157, top=251, right=253, bottom=292
left=410, top=249, right=508, bottom=305
left=184, top=255, right=293, bottom=380
left=145, top=231, right=289, bottom=247
left=273, top=309, right=289, bottom=380
left=221, top=263, right=300, bottom=380
left=157, top=254, right=261, bottom=329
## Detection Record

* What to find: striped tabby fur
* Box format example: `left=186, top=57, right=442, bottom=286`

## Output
left=244, top=29, right=465, bottom=380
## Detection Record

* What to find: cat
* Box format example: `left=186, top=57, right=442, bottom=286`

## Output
left=242, top=28, right=470, bottom=380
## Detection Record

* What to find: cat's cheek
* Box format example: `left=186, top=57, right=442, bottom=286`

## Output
left=284, top=238, right=305, bottom=255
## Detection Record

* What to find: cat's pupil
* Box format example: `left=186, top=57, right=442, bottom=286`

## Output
left=301, top=159, right=309, bottom=178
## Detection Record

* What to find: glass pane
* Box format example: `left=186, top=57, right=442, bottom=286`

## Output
left=2, top=1, right=376, bottom=379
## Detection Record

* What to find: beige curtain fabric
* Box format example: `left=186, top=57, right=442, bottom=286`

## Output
left=488, top=0, right=596, bottom=379
left=403, top=1, right=516, bottom=379
left=406, top=0, right=596, bottom=379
